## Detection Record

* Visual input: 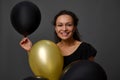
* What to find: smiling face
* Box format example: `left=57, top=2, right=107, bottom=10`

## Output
left=55, top=14, right=76, bottom=41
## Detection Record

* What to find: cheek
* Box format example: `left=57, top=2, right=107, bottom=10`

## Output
left=55, top=27, right=59, bottom=33
left=69, top=27, right=75, bottom=32
left=55, top=27, right=61, bottom=31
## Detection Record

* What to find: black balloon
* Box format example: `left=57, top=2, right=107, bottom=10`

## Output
left=61, top=60, right=107, bottom=80
left=10, top=1, right=41, bottom=36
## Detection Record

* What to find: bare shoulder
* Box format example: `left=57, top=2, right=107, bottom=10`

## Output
left=76, top=40, right=82, bottom=46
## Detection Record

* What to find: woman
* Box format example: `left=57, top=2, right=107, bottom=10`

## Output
left=20, top=10, right=97, bottom=68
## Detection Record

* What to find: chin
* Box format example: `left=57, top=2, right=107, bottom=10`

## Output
left=59, top=35, right=71, bottom=40
left=61, top=37, right=70, bottom=40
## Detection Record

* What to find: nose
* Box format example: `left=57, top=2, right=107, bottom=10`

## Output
left=62, top=25, right=67, bottom=31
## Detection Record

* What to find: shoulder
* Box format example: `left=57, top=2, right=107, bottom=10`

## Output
left=80, top=41, right=97, bottom=57
left=81, top=42, right=95, bottom=49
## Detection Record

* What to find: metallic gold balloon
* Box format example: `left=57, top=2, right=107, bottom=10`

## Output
left=28, top=40, right=63, bottom=80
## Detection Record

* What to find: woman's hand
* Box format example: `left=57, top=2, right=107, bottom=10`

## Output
left=19, top=37, right=32, bottom=52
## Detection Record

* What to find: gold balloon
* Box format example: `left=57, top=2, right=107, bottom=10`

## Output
left=28, top=40, right=63, bottom=80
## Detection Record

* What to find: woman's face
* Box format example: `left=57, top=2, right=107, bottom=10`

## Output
left=55, top=14, right=76, bottom=40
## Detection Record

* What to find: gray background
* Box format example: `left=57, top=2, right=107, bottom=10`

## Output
left=0, top=0, right=120, bottom=80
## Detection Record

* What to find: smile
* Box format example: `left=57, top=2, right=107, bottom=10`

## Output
left=60, top=32, right=70, bottom=37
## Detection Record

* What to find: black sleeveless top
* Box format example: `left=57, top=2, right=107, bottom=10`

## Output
left=63, top=42, right=97, bottom=68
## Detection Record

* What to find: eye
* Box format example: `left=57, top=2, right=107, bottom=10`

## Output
left=66, top=23, right=73, bottom=27
left=56, top=24, right=63, bottom=27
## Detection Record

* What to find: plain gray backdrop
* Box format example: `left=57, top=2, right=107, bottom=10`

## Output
left=0, top=0, right=120, bottom=80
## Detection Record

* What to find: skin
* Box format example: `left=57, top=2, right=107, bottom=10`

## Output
left=19, top=37, right=32, bottom=52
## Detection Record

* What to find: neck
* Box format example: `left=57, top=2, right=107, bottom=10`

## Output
left=60, top=38, right=76, bottom=46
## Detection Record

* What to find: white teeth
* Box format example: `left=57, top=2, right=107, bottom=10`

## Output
left=61, top=32, right=68, bottom=36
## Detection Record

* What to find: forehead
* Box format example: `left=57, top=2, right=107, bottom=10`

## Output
left=56, top=14, right=73, bottom=22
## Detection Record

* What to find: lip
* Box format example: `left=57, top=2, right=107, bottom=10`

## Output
left=60, top=31, right=69, bottom=37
